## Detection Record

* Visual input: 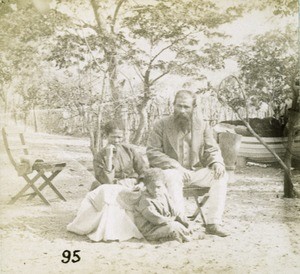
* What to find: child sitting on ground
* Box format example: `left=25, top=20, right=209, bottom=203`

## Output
left=134, top=168, right=192, bottom=243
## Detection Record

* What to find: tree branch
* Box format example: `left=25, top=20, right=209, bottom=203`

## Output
left=82, top=33, right=106, bottom=73
left=90, top=0, right=104, bottom=33
left=150, top=70, right=170, bottom=85
left=133, top=64, right=144, bottom=81
left=236, top=111, right=291, bottom=175
left=119, top=70, right=135, bottom=94
left=149, top=31, right=194, bottom=65
left=111, top=0, right=126, bottom=34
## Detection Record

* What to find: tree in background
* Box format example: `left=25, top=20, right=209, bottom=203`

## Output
left=43, top=0, right=244, bottom=145
left=250, top=0, right=298, bottom=16
left=218, top=69, right=299, bottom=198
left=0, top=0, right=111, bottom=154
left=0, top=0, right=72, bottom=126
left=234, top=24, right=298, bottom=119
left=45, top=0, right=137, bottom=151
left=1, top=0, right=298, bottom=162
left=222, top=4, right=299, bottom=198
left=118, top=0, right=243, bottom=143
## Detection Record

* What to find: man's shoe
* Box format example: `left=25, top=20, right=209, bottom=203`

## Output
left=205, top=224, right=230, bottom=237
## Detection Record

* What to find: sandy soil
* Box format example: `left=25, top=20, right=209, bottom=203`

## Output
left=1, top=131, right=300, bottom=274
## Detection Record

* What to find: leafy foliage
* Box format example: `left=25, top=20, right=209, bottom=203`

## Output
left=0, top=3, right=73, bottom=113
left=218, top=23, right=298, bottom=121
left=254, top=0, right=298, bottom=16
left=0, top=0, right=297, bottom=146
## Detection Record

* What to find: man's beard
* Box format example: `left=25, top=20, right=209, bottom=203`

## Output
left=174, top=113, right=191, bottom=132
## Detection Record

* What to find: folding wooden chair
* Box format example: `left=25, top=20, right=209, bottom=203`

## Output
left=2, top=127, right=67, bottom=205
left=183, top=186, right=210, bottom=225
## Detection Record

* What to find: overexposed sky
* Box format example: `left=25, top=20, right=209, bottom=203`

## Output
left=220, top=9, right=297, bottom=44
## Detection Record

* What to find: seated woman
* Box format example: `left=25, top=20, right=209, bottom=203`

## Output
left=67, top=121, right=148, bottom=242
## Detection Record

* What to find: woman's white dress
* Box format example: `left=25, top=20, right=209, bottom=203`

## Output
left=67, top=143, right=147, bottom=242
left=67, top=182, right=144, bottom=242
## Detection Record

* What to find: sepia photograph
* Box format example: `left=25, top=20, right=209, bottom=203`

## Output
left=0, top=0, right=299, bottom=273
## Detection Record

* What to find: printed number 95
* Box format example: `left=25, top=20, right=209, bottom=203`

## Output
left=61, top=250, right=81, bottom=263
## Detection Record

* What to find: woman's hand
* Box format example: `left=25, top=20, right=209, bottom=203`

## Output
left=105, top=144, right=115, bottom=155
left=105, top=144, right=115, bottom=171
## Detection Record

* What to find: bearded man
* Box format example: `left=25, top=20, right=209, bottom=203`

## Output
left=146, top=90, right=229, bottom=237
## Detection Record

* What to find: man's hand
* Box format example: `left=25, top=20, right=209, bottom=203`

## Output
left=211, top=163, right=225, bottom=179
left=179, top=167, right=192, bottom=185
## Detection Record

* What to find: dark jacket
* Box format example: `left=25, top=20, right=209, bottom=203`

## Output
left=93, top=144, right=147, bottom=184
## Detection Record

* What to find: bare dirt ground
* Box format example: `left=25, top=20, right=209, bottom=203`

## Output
left=1, top=131, right=300, bottom=274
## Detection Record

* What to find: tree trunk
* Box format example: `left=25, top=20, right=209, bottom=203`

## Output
left=90, top=0, right=125, bottom=129
left=88, top=106, right=103, bottom=157
left=132, top=98, right=150, bottom=145
left=220, top=75, right=300, bottom=198
left=283, top=78, right=300, bottom=197
left=32, top=105, right=38, bottom=132
left=132, top=66, right=152, bottom=145
left=239, top=116, right=299, bottom=198
left=95, top=105, right=103, bottom=153
left=107, top=51, right=118, bottom=102
left=284, top=109, right=300, bottom=197
left=23, top=111, right=28, bottom=131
